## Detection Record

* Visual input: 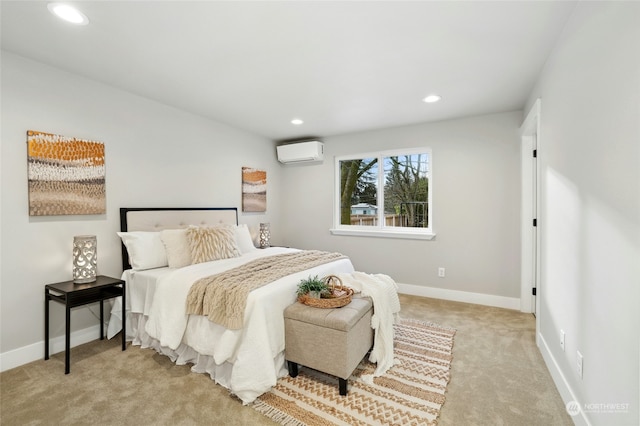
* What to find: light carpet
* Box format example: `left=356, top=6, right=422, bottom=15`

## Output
left=252, top=319, right=456, bottom=426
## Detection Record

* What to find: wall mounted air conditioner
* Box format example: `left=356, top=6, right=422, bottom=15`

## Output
left=276, top=141, right=324, bottom=164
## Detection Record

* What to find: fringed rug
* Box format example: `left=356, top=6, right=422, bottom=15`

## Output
left=252, top=319, right=456, bottom=426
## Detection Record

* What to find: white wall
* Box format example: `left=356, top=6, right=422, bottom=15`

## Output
left=0, top=52, right=282, bottom=369
left=525, top=2, right=640, bottom=425
left=280, top=111, right=522, bottom=306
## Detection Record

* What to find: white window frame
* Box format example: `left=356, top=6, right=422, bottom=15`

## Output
left=330, top=147, right=435, bottom=240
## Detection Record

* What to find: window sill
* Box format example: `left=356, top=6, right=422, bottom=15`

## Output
left=329, top=228, right=436, bottom=240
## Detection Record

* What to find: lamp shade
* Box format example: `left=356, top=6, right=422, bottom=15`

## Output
left=259, top=223, right=271, bottom=248
left=73, top=235, right=97, bottom=283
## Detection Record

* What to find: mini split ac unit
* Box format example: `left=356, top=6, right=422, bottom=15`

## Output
left=277, top=141, right=324, bottom=164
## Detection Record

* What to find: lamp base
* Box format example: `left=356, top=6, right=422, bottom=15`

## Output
left=73, top=277, right=97, bottom=284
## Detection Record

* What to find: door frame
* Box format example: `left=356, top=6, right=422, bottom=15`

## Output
left=519, top=99, right=541, bottom=317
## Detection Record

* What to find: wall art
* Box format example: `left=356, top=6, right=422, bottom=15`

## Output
left=242, top=166, right=266, bottom=212
left=27, top=130, right=106, bottom=216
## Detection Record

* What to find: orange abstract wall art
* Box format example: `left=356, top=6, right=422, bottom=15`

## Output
left=242, top=167, right=266, bottom=212
left=27, top=130, right=106, bottom=216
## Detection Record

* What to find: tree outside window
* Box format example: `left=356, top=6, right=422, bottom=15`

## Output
left=336, top=149, right=431, bottom=233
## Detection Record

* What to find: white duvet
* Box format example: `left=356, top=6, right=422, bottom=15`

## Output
left=107, top=247, right=354, bottom=404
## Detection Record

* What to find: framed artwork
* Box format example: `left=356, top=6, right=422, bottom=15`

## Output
left=27, top=130, right=106, bottom=216
left=242, top=167, right=266, bottom=212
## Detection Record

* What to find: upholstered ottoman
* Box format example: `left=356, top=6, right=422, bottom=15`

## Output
left=284, top=297, right=374, bottom=395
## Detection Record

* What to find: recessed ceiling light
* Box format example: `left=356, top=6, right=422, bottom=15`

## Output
left=291, top=119, right=304, bottom=125
left=423, top=94, right=441, bottom=103
left=48, top=3, right=89, bottom=25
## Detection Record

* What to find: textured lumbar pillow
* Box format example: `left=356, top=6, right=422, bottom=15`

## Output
left=187, top=225, right=241, bottom=264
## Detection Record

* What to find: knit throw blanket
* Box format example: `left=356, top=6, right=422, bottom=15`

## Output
left=185, top=250, right=347, bottom=330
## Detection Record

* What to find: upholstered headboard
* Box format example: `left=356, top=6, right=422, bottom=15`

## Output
left=119, top=207, right=238, bottom=271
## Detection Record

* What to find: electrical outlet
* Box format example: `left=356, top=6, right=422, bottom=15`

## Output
left=560, top=330, right=565, bottom=351
left=438, top=267, right=445, bottom=278
left=577, top=351, right=583, bottom=378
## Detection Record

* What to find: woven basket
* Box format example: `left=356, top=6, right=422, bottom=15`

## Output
left=298, top=275, right=354, bottom=309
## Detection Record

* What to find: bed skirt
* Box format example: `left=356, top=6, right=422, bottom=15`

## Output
left=110, top=312, right=288, bottom=404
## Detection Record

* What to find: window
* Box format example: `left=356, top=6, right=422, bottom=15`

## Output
left=331, top=148, right=434, bottom=240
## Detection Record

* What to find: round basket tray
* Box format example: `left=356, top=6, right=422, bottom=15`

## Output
left=298, top=275, right=354, bottom=309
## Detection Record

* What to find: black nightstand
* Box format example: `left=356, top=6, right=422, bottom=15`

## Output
left=45, top=275, right=126, bottom=374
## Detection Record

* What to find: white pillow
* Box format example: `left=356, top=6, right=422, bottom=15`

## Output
left=117, top=231, right=168, bottom=270
left=235, top=224, right=256, bottom=254
left=160, top=229, right=192, bottom=268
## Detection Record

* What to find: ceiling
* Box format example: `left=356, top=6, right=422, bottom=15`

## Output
left=1, top=1, right=576, bottom=141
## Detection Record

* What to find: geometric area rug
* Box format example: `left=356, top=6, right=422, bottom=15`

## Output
left=251, top=319, right=456, bottom=426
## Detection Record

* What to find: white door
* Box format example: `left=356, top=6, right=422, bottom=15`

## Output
left=531, top=133, right=538, bottom=315
left=520, top=99, right=540, bottom=316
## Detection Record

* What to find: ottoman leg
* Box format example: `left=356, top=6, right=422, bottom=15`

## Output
left=288, top=361, right=299, bottom=377
left=339, top=378, right=347, bottom=396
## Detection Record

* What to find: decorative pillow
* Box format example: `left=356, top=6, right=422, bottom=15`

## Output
left=160, top=228, right=192, bottom=268
left=235, top=224, right=256, bottom=254
left=186, top=225, right=241, bottom=264
left=117, top=232, right=168, bottom=270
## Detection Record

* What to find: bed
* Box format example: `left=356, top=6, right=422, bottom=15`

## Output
left=107, top=207, right=355, bottom=404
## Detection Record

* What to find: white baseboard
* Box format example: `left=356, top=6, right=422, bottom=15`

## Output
left=397, top=282, right=521, bottom=310
left=538, top=332, right=590, bottom=426
left=0, top=325, right=101, bottom=373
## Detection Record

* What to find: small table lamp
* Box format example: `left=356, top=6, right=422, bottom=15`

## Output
left=259, top=223, right=271, bottom=248
left=73, top=235, right=97, bottom=283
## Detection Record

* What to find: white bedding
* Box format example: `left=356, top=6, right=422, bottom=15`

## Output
left=107, top=247, right=354, bottom=404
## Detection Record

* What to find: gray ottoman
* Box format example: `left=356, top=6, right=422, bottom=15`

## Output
left=284, top=297, right=374, bottom=395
